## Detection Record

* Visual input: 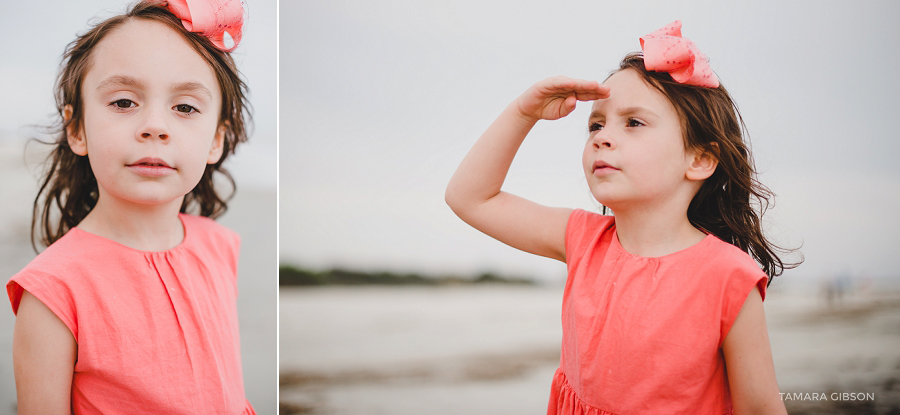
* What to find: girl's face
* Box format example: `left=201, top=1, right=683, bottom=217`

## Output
left=582, top=69, right=705, bottom=212
left=69, top=18, right=224, bottom=209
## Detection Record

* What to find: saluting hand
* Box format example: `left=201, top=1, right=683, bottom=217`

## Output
left=515, top=76, right=609, bottom=122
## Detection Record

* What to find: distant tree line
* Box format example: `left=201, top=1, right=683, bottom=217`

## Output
left=279, top=265, right=536, bottom=286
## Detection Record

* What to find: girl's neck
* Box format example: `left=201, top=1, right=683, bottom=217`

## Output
left=77, top=196, right=186, bottom=252
left=611, top=201, right=707, bottom=258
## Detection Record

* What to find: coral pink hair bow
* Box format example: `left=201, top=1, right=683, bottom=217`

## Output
left=165, top=0, right=244, bottom=52
left=640, top=20, right=719, bottom=88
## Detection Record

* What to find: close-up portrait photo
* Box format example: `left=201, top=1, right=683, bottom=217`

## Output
left=0, top=0, right=276, bottom=413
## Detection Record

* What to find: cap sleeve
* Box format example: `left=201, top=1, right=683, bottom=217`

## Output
left=718, top=261, right=768, bottom=348
left=7, top=269, right=78, bottom=340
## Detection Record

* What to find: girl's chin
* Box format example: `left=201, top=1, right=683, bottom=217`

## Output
left=589, top=189, right=618, bottom=204
left=102, top=190, right=189, bottom=208
left=590, top=194, right=628, bottom=212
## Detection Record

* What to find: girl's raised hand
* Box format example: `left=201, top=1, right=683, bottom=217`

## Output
left=515, top=76, right=609, bottom=122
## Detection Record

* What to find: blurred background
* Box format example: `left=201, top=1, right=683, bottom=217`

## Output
left=0, top=0, right=276, bottom=413
left=280, top=0, right=900, bottom=414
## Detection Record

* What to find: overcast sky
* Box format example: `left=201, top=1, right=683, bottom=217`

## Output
left=280, top=0, right=900, bottom=284
left=0, top=0, right=276, bottom=190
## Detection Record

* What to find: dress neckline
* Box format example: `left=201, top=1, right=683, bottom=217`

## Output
left=610, top=225, right=713, bottom=261
left=70, top=213, right=191, bottom=254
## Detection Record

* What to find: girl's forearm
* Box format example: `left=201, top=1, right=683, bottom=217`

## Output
left=445, top=101, right=537, bottom=218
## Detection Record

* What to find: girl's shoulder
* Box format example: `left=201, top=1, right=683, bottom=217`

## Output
left=6, top=228, right=112, bottom=319
left=568, top=208, right=615, bottom=227
left=563, top=209, right=616, bottom=267
left=15, top=227, right=108, bottom=278
left=178, top=214, right=241, bottom=280
left=179, top=213, right=240, bottom=258
left=700, top=236, right=766, bottom=274
left=566, top=209, right=615, bottom=241
left=693, top=235, right=768, bottom=301
left=180, top=213, right=239, bottom=242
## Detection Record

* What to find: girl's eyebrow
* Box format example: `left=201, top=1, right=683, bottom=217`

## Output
left=617, top=106, right=656, bottom=118
left=96, top=75, right=144, bottom=91
left=172, top=82, right=213, bottom=100
left=588, top=107, right=656, bottom=119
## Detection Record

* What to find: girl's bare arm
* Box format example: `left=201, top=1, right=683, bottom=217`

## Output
left=723, top=286, right=787, bottom=415
left=13, top=291, right=77, bottom=414
left=445, top=77, right=608, bottom=262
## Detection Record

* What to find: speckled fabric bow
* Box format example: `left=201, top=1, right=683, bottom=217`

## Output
left=640, top=20, right=719, bottom=88
left=166, top=0, right=244, bottom=52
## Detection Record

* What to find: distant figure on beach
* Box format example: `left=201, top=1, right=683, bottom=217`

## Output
left=447, top=20, right=800, bottom=415
left=822, top=272, right=858, bottom=308
left=6, top=1, right=255, bottom=413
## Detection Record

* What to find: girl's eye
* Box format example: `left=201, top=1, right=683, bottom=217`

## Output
left=111, top=99, right=136, bottom=109
left=588, top=122, right=603, bottom=132
left=627, top=118, right=644, bottom=127
left=174, top=104, right=198, bottom=114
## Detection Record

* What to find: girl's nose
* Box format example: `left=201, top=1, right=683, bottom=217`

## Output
left=137, top=108, right=170, bottom=141
left=140, top=131, right=169, bottom=140
left=592, top=130, right=615, bottom=150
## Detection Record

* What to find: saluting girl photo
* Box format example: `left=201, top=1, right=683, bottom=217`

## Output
left=279, top=1, right=898, bottom=413
left=446, top=21, right=799, bottom=414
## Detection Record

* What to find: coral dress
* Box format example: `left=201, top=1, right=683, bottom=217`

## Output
left=548, top=209, right=767, bottom=415
left=7, top=214, right=255, bottom=414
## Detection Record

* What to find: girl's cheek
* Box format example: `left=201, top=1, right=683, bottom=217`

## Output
left=582, top=145, right=594, bottom=170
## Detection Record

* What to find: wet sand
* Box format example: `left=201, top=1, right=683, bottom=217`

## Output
left=280, top=283, right=900, bottom=415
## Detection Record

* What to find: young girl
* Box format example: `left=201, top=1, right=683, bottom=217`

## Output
left=447, top=21, right=797, bottom=414
left=8, top=1, right=254, bottom=413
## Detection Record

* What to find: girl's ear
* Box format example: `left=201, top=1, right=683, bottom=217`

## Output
left=207, top=122, right=227, bottom=164
left=686, top=143, right=718, bottom=181
left=64, top=105, right=88, bottom=156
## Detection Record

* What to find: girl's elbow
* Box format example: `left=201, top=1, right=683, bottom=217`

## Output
left=444, top=183, right=470, bottom=217
left=444, top=185, right=460, bottom=213
left=444, top=183, right=455, bottom=205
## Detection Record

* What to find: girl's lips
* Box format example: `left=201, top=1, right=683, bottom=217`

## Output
left=127, top=158, right=175, bottom=177
left=129, top=157, right=172, bottom=168
left=592, top=160, right=619, bottom=176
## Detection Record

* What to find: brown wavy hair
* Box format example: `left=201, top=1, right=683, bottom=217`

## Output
left=609, top=53, right=801, bottom=284
left=32, top=1, right=251, bottom=251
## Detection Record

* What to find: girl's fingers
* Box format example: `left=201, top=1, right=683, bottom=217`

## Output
left=520, top=76, right=610, bottom=120
left=563, top=95, right=577, bottom=115
left=542, top=78, right=609, bottom=101
left=575, top=88, right=610, bottom=101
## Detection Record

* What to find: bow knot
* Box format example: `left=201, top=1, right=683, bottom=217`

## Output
left=166, top=0, right=244, bottom=52
left=640, top=20, right=719, bottom=88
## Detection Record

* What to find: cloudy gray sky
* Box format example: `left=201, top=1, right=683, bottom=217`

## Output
left=280, top=0, right=899, bottom=284
left=0, top=0, right=276, bottom=189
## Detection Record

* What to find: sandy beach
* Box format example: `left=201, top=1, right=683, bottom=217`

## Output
left=0, top=140, right=277, bottom=414
left=280, top=281, right=900, bottom=415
